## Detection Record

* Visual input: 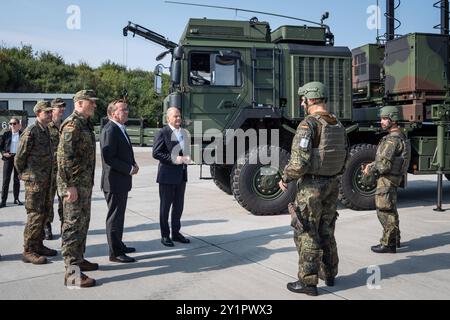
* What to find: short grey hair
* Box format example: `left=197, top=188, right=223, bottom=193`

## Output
left=166, top=107, right=180, bottom=118
left=107, top=99, right=127, bottom=118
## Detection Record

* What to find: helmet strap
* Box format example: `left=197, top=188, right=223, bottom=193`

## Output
left=383, top=119, right=393, bottom=131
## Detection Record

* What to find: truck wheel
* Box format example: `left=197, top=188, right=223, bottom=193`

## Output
left=210, top=164, right=232, bottom=195
left=232, top=146, right=296, bottom=215
left=339, top=144, right=377, bottom=210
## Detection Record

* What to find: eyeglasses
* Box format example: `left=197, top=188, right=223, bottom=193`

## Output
left=9, top=122, right=18, bottom=126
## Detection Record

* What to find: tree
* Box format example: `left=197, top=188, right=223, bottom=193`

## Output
left=0, top=45, right=167, bottom=126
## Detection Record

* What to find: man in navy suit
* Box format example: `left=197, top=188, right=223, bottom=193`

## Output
left=0, top=117, right=23, bottom=208
left=100, top=99, right=139, bottom=263
left=152, top=107, right=190, bottom=247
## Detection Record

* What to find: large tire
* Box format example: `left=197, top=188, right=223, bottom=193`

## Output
left=210, top=164, right=233, bottom=195
left=232, top=146, right=297, bottom=215
left=339, top=143, right=377, bottom=210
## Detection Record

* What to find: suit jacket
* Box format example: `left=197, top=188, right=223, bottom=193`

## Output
left=100, top=120, right=136, bottom=193
left=0, top=130, right=22, bottom=160
left=152, top=125, right=188, bottom=185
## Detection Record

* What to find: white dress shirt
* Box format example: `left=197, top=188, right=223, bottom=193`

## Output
left=10, top=131, right=20, bottom=154
left=168, top=124, right=184, bottom=152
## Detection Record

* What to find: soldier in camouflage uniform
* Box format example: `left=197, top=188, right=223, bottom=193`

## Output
left=363, top=106, right=411, bottom=253
left=58, top=90, right=97, bottom=288
left=15, top=101, right=57, bottom=264
left=279, top=82, right=348, bottom=296
left=44, top=98, right=66, bottom=240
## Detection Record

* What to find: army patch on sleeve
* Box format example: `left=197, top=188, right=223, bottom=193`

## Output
left=299, top=137, right=310, bottom=149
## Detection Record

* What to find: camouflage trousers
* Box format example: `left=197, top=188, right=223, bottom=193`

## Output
left=23, top=180, right=51, bottom=251
left=293, top=175, right=339, bottom=286
left=375, top=176, right=400, bottom=246
left=46, top=175, right=64, bottom=225
left=61, top=187, right=92, bottom=266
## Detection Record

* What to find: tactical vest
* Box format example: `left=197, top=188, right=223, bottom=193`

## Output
left=307, top=114, right=347, bottom=176
left=387, top=132, right=411, bottom=175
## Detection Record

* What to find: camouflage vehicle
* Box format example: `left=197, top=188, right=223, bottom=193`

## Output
left=124, top=0, right=450, bottom=214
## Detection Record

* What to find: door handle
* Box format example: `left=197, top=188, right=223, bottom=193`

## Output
left=223, top=101, right=236, bottom=108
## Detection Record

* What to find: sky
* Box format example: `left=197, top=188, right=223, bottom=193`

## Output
left=0, top=0, right=440, bottom=71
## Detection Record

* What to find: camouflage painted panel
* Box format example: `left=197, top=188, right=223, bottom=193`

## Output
left=385, top=33, right=448, bottom=95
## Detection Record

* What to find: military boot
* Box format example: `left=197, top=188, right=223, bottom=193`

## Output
left=23, top=251, right=47, bottom=264
left=371, top=244, right=396, bottom=253
left=318, top=270, right=335, bottom=287
left=64, top=271, right=96, bottom=288
left=36, top=242, right=57, bottom=257
left=286, top=281, right=318, bottom=296
left=77, top=259, right=99, bottom=271
left=396, top=234, right=401, bottom=248
left=44, top=222, right=53, bottom=240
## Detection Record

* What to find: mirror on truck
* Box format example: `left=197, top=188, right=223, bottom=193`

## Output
left=170, top=60, right=181, bottom=85
left=154, top=64, right=163, bottom=95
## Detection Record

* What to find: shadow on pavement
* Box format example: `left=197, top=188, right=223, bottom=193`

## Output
left=0, top=221, right=24, bottom=228
left=321, top=231, right=450, bottom=294
left=95, top=225, right=294, bottom=285
left=87, top=219, right=228, bottom=236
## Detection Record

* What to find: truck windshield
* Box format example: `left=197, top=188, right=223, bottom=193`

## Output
left=189, top=52, right=242, bottom=87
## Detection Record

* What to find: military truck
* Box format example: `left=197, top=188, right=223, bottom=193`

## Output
left=124, top=0, right=450, bottom=214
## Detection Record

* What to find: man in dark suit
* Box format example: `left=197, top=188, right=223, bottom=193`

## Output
left=100, top=99, right=139, bottom=263
left=153, top=107, right=190, bottom=247
left=0, top=117, right=23, bottom=208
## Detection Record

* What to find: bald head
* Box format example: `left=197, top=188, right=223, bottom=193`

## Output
left=166, top=107, right=181, bottom=129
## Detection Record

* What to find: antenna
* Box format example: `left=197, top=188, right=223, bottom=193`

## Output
left=165, top=1, right=335, bottom=45
left=165, top=1, right=323, bottom=27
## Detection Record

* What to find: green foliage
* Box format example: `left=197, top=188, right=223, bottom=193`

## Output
left=0, top=45, right=168, bottom=126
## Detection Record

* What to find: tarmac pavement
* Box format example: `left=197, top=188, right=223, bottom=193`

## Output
left=1, top=145, right=450, bottom=300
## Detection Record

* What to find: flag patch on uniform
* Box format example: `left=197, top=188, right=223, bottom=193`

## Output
left=299, top=138, right=309, bottom=148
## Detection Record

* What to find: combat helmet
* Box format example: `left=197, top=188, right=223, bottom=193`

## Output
left=298, top=81, right=328, bottom=100
left=379, top=105, right=400, bottom=121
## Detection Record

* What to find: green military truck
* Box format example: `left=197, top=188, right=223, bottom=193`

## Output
left=124, top=1, right=450, bottom=214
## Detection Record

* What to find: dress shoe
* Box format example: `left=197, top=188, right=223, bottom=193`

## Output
left=172, top=233, right=190, bottom=243
left=123, top=247, right=136, bottom=254
left=77, top=259, right=99, bottom=271
left=0, top=202, right=6, bottom=208
left=44, top=222, right=53, bottom=240
left=371, top=244, right=396, bottom=253
left=161, top=237, right=174, bottom=247
left=64, top=271, right=96, bottom=288
left=14, top=199, right=23, bottom=206
left=286, top=281, right=318, bottom=296
left=109, top=254, right=136, bottom=263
